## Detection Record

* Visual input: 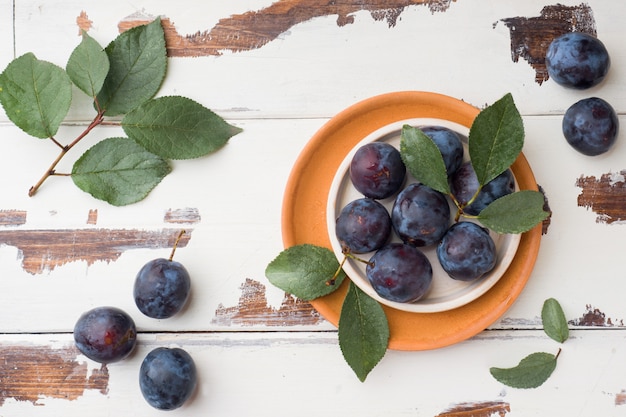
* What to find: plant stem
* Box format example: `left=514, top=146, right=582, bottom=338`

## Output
left=28, top=110, right=105, bottom=197
left=168, top=230, right=186, bottom=261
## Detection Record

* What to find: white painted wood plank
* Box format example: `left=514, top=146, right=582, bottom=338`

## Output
left=0, top=1, right=12, bottom=72
left=8, top=0, right=626, bottom=121
left=0, top=115, right=624, bottom=335
left=0, top=330, right=625, bottom=416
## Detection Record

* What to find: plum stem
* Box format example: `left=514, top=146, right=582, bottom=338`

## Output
left=169, top=230, right=186, bottom=261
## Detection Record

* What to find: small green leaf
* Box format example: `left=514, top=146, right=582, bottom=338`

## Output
left=400, top=125, right=450, bottom=194
left=490, top=351, right=558, bottom=389
left=97, top=18, right=166, bottom=116
left=66, top=31, right=110, bottom=98
left=542, top=298, right=569, bottom=343
left=338, top=282, right=389, bottom=382
left=477, top=190, right=549, bottom=234
left=0, top=53, right=72, bottom=138
left=469, top=93, right=524, bottom=186
left=265, top=244, right=346, bottom=301
left=122, top=96, right=242, bottom=159
left=71, top=137, right=171, bottom=206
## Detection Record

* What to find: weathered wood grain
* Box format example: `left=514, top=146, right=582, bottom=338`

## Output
left=576, top=171, right=626, bottom=224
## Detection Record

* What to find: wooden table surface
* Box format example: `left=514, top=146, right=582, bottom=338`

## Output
left=1, top=1, right=626, bottom=415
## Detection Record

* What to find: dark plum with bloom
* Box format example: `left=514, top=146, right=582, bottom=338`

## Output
left=335, top=198, right=391, bottom=254
left=437, top=222, right=496, bottom=281
left=366, top=243, right=432, bottom=303
left=545, top=32, right=610, bottom=89
left=420, top=125, right=464, bottom=176
left=562, top=97, right=619, bottom=156
left=450, top=162, right=515, bottom=216
left=349, top=142, right=406, bottom=199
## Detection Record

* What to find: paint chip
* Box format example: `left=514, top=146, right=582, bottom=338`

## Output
left=164, top=208, right=201, bottom=224
left=435, top=401, right=511, bottom=417
left=500, top=3, right=596, bottom=84
left=0, top=345, right=108, bottom=405
left=0, top=210, right=27, bottom=227
left=576, top=171, right=626, bottom=224
left=213, top=278, right=324, bottom=326
left=569, top=304, right=624, bottom=327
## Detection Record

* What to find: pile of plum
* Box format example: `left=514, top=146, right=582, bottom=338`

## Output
left=335, top=126, right=514, bottom=304
left=73, top=232, right=197, bottom=411
left=545, top=32, right=619, bottom=155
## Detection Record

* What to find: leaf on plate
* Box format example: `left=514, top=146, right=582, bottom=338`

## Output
left=0, top=53, right=72, bottom=138
left=265, top=244, right=346, bottom=301
left=338, top=282, right=389, bottom=382
left=477, top=190, right=549, bottom=234
left=96, top=18, right=166, bottom=116
left=469, top=93, right=524, bottom=186
left=71, top=137, right=171, bottom=206
left=122, top=96, right=242, bottom=159
left=400, top=125, right=450, bottom=195
left=66, top=31, right=110, bottom=98
left=541, top=298, right=569, bottom=343
left=490, top=351, right=558, bottom=389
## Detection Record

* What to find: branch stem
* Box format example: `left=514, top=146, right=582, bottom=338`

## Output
left=28, top=111, right=105, bottom=197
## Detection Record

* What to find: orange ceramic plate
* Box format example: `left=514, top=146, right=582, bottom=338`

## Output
left=281, top=91, right=542, bottom=351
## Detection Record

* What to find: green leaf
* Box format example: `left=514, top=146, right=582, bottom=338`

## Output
left=0, top=53, right=72, bottom=138
left=542, top=298, right=569, bottom=343
left=122, top=96, right=242, bottom=159
left=66, top=31, right=110, bottom=98
left=265, top=244, right=346, bottom=301
left=71, top=137, right=171, bottom=206
left=96, top=18, right=166, bottom=116
left=490, top=351, right=558, bottom=389
left=477, top=190, right=549, bottom=234
left=469, top=93, right=524, bottom=186
left=399, top=125, right=450, bottom=194
left=338, top=282, right=389, bottom=382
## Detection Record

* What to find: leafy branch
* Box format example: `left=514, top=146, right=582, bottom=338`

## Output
left=0, top=18, right=242, bottom=205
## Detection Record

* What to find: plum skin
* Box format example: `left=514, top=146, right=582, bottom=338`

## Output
left=335, top=198, right=391, bottom=254
left=420, top=125, right=464, bottom=176
left=545, top=32, right=610, bottom=89
left=437, top=222, right=496, bottom=281
left=562, top=97, right=619, bottom=156
left=450, top=162, right=515, bottom=216
left=134, top=258, right=191, bottom=319
left=139, top=347, right=198, bottom=410
left=349, top=142, right=406, bottom=199
left=73, top=306, right=137, bottom=364
left=366, top=243, right=433, bottom=303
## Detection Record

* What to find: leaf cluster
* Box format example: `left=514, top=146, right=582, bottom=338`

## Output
left=489, top=298, right=569, bottom=388
left=265, top=93, right=551, bottom=382
left=400, top=93, right=549, bottom=234
left=0, top=18, right=242, bottom=205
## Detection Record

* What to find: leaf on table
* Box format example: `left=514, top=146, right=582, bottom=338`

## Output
left=542, top=298, right=569, bottom=343
left=477, top=190, right=549, bottom=234
left=400, top=125, right=450, bottom=195
left=469, top=93, right=524, bottom=186
left=66, top=31, right=110, bottom=99
left=71, top=137, right=171, bottom=206
left=265, top=244, right=346, bottom=301
left=490, top=351, right=558, bottom=389
left=97, top=18, right=166, bottom=116
left=0, top=53, right=72, bottom=138
left=122, top=96, right=242, bottom=159
left=338, top=282, right=389, bottom=382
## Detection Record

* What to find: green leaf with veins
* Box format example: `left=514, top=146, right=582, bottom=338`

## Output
left=265, top=244, right=346, bottom=301
left=400, top=125, right=450, bottom=195
left=66, top=31, right=110, bottom=99
left=0, top=53, right=72, bottom=138
left=71, top=137, right=171, bottom=206
left=96, top=18, right=166, bottom=116
left=477, top=190, right=549, bottom=234
left=542, top=298, right=569, bottom=343
left=490, top=351, right=559, bottom=389
left=469, top=93, right=524, bottom=186
left=122, top=96, right=242, bottom=159
left=339, top=282, right=389, bottom=382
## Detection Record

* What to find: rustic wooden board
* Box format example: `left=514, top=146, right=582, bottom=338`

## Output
left=0, top=0, right=12, bottom=71
left=0, top=330, right=624, bottom=416
left=5, top=0, right=626, bottom=122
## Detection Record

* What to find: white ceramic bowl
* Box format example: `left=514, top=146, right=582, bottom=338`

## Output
left=327, top=118, right=521, bottom=313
